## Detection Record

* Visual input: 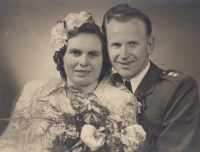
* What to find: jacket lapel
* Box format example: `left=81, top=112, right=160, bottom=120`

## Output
left=134, top=61, right=161, bottom=96
left=134, top=61, right=162, bottom=112
left=111, top=61, right=162, bottom=112
left=111, top=73, right=123, bottom=86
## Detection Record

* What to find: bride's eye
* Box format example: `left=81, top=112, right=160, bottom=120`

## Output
left=71, top=50, right=82, bottom=56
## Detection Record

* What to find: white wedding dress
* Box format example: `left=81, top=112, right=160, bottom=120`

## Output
left=0, top=75, right=144, bottom=152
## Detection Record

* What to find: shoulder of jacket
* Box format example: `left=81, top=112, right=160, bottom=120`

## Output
left=158, top=69, right=187, bottom=82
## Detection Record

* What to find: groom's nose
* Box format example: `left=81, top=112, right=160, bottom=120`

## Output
left=119, top=46, right=129, bottom=60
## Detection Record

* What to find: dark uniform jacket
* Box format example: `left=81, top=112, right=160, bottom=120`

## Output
left=111, top=61, right=200, bottom=152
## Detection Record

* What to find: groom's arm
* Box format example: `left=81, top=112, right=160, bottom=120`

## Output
left=158, top=74, right=200, bottom=152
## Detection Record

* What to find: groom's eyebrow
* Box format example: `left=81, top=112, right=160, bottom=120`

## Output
left=128, top=40, right=139, bottom=44
left=89, top=50, right=101, bottom=54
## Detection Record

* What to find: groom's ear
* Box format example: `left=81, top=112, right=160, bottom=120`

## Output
left=147, top=36, right=155, bottom=55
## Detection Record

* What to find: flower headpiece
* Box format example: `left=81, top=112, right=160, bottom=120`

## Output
left=50, top=11, right=95, bottom=51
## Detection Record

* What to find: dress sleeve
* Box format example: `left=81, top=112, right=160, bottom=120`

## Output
left=158, top=75, right=200, bottom=152
left=0, top=82, right=34, bottom=152
left=95, top=81, right=139, bottom=126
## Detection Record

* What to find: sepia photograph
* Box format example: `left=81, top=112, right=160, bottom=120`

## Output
left=0, top=0, right=200, bottom=151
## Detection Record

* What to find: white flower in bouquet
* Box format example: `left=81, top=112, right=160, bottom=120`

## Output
left=80, top=124, right=106, bottom=151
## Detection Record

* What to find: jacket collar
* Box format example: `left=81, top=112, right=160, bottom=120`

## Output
left=133, top=61, right=162, bottom=112
left=112, top=61, right=162, bottom=112
left=134, top=61, right=161, bottom=98
left=112, top=61, right=161, bottom=96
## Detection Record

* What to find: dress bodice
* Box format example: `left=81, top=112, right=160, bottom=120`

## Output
left=0, top=76, right=140, bottom=152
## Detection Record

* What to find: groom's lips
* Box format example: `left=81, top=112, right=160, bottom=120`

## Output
left=117, top=61, right=135, bottom=65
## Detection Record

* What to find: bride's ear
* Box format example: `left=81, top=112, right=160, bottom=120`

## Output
left=147, top=36, right=155, bottom=55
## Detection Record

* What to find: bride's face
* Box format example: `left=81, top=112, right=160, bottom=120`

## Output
left=63, top=33, right=103, bottom=87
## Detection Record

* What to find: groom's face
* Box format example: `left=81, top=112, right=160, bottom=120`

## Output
left=106, top=18, right=153, bottom=80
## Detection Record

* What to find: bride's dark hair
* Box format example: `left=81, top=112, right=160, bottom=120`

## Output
left=53, top=22, right=111, bottom=82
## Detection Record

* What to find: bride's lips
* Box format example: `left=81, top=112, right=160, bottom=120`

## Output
left=74, top=70, right=91, bottom=74
left=117, top=61, right=135, bottom=65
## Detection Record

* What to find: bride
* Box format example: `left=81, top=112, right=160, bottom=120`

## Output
left=0, top=11, right=145, bottom=152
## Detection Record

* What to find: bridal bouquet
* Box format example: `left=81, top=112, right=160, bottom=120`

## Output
left=4, top=85, right=146, bottom=152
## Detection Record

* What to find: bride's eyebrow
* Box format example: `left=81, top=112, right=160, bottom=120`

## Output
left=68, top=48, right=81, bottom=52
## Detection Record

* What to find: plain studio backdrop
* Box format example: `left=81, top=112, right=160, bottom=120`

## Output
left=0, top=0, right=200, bottom=133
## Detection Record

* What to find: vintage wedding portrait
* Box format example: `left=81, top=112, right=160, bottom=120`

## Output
left=0, top=0, right=200, bottom=152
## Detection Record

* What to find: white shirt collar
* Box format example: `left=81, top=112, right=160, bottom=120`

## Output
left=123, top=61, right=150, bottom=93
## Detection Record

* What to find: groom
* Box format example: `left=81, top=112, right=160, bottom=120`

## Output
left=102, top=3, right=200, bottom=152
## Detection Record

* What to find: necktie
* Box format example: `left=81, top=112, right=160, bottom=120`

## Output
left=125, top=80, right=132, bottom=93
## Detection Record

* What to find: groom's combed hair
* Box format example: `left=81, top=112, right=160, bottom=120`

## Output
left=102, top=3, right=152, bottom=37
left=53, top=23, right=111, bottom=82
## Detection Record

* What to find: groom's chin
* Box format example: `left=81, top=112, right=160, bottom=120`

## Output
left=116, top=69, right=135, bottom=80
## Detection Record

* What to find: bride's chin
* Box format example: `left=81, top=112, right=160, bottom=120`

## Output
left=68, top=80, right=99, bottom=93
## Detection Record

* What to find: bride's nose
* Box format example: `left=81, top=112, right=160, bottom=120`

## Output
left=79, top=55, right=89, bottom=67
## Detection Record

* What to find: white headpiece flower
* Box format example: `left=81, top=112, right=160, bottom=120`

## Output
left=50, top=11, right=95, bottom=51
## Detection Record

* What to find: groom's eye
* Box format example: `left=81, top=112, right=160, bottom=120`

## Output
left=89, top=51, right=100, bottom=58
left=129, top=41, right=138, bottom=47
left=111, top=43, right=121, bottom=48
